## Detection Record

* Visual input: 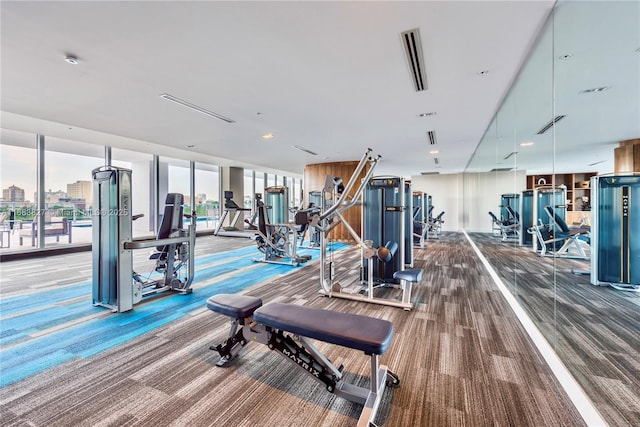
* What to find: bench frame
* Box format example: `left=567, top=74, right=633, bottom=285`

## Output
left=210, top=302, right=399, bottom=427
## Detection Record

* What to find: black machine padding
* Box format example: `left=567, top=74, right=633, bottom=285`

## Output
left=254, top=303, right=394, bottom=355
left=207, top=294, right=263, bottom=319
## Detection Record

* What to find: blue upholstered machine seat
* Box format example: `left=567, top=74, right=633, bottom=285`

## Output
left=393, top=268, right=423, bottom=283
left=253, top=303, right=393, bottom=355
left=207, top=294, right=263, bottom=319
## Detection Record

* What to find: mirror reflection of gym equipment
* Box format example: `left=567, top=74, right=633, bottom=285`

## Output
left=213, top=191, right=255, bottom=238
left=591, top=175, right=639, bottom=292
left=521, top=185, right=566, bottom=251
left=91, top=166, right=196, bottom=313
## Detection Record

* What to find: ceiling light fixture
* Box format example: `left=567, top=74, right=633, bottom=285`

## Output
left=429, top=150, right=439, bottom=154
left=262, top=133, right=274, bottom=140
left=580, top=87, right=609, bottom=94
left=159, top=93, right=235, bottom=123
left=64, top=55, right=79, bottom=65
left=519, top=141, right=535, bottom=147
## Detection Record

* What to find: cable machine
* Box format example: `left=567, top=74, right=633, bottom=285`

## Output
left=591, top=175, right=639, bottom=291
left=92, top=166, right=195, bottom=313
left=362, top=176, right=410, bottom=284
left=520, top=185, right=566, bottom=251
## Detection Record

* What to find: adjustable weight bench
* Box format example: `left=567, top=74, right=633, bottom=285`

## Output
left=207, top=294, right=399, bottom=427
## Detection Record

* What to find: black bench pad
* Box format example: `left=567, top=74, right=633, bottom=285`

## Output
left=207, top=294, right=263, bottom=319
left=393, top=268, right=423, bottom=283
left=254, top=303, right=393, bottom=355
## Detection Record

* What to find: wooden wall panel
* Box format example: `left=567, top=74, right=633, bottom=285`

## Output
left=303, top=161, right=369, bottom=242
left=615, top=138, right=640, bottom=173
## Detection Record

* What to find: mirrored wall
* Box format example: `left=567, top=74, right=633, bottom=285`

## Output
left=464, top=1, right=639, bottom=425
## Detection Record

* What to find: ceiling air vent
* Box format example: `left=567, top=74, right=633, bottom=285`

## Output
left=401, top=28, right=428, bottom=92
left=160, top=93, right=235, bottom=123
left=503, top=151, right=517, bottom=160
left=490, top=167, right=515, bottom=172
left=292, top=145, right=318, bottom=156
left=427, top=131, right=437, bottom=145
left=420, top=172, right=440, bottom=175
left=434, top=157, right=440, bottom=165
left=536, top=115, right=566, bottom=134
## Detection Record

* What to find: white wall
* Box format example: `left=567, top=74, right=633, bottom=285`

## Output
left=462, top=170, right=526, bottom=232
left=410, top=171, right=526, bottom=233
left=410, top=173, right=463, bottom=231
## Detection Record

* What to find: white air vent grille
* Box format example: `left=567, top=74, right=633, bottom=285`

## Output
left=401, top=29, right=428, bottom=92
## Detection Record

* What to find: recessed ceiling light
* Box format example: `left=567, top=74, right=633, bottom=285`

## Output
left=64, top=55, right=79, bottom=65
left=519, top=141, right=535, bottom=147
left=262, top=133, right=274, bottom=139
left=580, top=87, right=609, bottom=94
left=418, top=112, right=437, bottom=117
left=558, top=53, right=573, bottom=60
left=477, top=70, right=489, bottom=76
left=429, top=150, right=439, bottom=154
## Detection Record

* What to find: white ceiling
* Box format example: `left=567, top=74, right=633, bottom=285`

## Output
left=1, top=1, right=557, bottom=177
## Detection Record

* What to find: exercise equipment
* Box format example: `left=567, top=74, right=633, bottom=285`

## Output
left=520, top=186, right=566, bottom=250
left=297, top=191, right=322, bottom=248
left=591, top=175, right=640, bottom=291
left=297, top=149, right=423, bottom=310
left=362, top=176, right=410, bottom=283
left=527, top=205, right=590, bottom=259
left=500, top=193, right=520, bottom=224
left=427, top=210, right=445, bottom=239
left=488, top=211, right=519, bottom=241
left=207, top=293, right=400, bottom=427
left=412, top=191, right=428, bottom=248
left=253, top=186, right=310, bottom=266
left=92, top=166, right=195, bottom=312
left=214, top=191, right=254, bottom=238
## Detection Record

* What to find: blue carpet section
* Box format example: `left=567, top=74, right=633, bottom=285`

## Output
left=0, top=242, right=348, bottom=387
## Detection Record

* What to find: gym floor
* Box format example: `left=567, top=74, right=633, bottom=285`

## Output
left=1, top=233, right=586, bottom=426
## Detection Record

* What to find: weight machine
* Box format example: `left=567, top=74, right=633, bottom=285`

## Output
left=520, top=185, right=566, bottom=251
left=412, top=191, right=428, bottom=248
left=591, top=175, right=639, bottom=291
left=253, top=186, right=311, bottom=266
left=91, top=166, right=195, bottom=313
left=297, top=149, right=422, bottom=310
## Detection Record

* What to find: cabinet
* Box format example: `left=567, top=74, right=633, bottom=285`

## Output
left=526, top=172, right=597, bottom=212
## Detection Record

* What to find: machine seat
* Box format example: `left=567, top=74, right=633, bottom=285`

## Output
left=393, top=268, right=423, bottom=283
left=207, top=294, right=263, bottom=319
left=254, top=302, right=393, bottom=355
